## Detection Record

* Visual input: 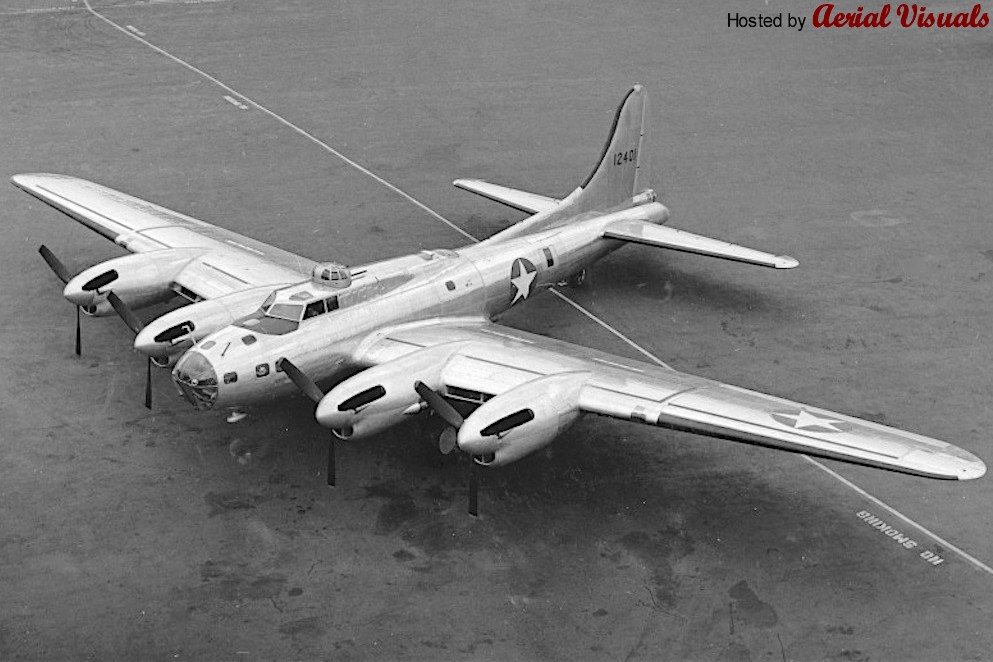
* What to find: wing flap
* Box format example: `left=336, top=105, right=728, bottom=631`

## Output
left=603, top=218, right=798, bottom=269
left=453, top=179, right=559, bottom=215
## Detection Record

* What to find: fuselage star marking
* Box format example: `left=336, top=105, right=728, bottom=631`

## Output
left=510, top=257, right=537, bottom=304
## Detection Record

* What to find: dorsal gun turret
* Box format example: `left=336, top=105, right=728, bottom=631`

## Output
left=312, top=263, right=352, bottom=289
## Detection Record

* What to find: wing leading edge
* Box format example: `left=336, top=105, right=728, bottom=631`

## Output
left=352, top=320, right=985, bottom=480
left=13, top=173, right=317, bottom=297
left=453, top=178, right=560, bottom=215
left=603, top=218, right=799, bottom=269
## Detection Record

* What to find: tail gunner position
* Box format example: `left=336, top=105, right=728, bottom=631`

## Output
left=16, top=86, right=984, bottom=517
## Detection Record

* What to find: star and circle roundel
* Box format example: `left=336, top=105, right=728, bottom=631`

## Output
left=510, top=257, right=538, bottom=304
left=771, top=408, right=851, bottom=434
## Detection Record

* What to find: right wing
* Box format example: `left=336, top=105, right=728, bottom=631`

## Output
left=453, top=178, right=559, bottom=215
left=13, top=173, right=317, bottom=298
left=336, top=320, right=985, bottom=480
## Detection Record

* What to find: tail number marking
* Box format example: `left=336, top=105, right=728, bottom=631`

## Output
left=613, top=149, right=637, bottom=166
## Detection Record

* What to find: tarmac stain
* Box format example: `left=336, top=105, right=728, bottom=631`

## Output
left=204, top=490, right=260, bottom=517
left=718, top=642, right=754, bottom=662
left=192, top=561, right=288, bottom=603
left=982, top=250, right=993, bottom=263
left=393, top=549, right=416, bottom=562
left=278, top=616, right=324, bottom=637
left=729, top=580, right=778, bottom=628
left=375, top=496, right=417, bottom=533
left=851, top=209, right=904, bottom=227
left=617, top=530, right=694, bottom=607
left=827, top=624, right=855, bottom=635
left=365, top=482, right=418, bottom=534
left=460, top=637, right=494, bottom=655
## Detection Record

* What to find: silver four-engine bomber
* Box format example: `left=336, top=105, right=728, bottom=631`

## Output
left=17, top=86, right=985, bottom=514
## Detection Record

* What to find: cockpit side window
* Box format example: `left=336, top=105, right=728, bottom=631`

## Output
left=303, top=299, right=325, bottom=320
left=326, top=296, right=340, bottom=312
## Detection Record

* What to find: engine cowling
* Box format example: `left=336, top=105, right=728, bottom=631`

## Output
left=457, top=372, right=589, bottom=467
left=315, top=342, right=470, bottom=440
left=64, top=248, right=207, bottom=315
left=134, top=285, right=280, bottom=360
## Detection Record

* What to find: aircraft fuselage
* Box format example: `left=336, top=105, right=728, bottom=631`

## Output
left=172, top=202, right=670, bottom=410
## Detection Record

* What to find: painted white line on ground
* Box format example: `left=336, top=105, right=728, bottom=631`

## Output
left=222, top=95, right=249, bottom=110
left=0, top=6, right=76, bottom=15
left=125, top=24, right=146, bottom=37
left=82, top=0, right=475, bottom=244
left=82, top=0, right=992, bottom=579
left=550, top=289, right=672, bottom=369
left=803, top=456, right=993, bottom=577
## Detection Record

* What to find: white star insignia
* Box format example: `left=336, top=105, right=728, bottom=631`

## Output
left=510, top=258, right=537, bottom=304
left=774, top=409, right=847, bottom=433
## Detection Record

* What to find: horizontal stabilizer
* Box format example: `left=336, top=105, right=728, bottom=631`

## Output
left=453, top=179, right=559, bottom=215
left=603, top=219, right=798, bottom=269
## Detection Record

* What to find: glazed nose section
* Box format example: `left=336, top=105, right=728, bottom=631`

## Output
left=172, top=351, right=219, bottom=410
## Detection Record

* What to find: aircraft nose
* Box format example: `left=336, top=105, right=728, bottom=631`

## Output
left=172, top=351, right=219, bottom=410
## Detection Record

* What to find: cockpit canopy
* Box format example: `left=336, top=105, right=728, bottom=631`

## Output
left=312, top=262, right=351, bottom=289
left=236, top=286, right=341, bottom=335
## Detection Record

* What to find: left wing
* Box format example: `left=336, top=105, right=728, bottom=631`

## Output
left=345, top=320, right=985, bottom=479
left=13, top=173, right=317, bottom=298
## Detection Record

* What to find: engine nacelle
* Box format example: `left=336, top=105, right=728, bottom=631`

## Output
left=64, top=248, right=207, bottom=314
left=134, top=285, right=280, bottom=359
left=315, top=342, right=470, bottom=440
left=457, top=372, right=589, bottom=467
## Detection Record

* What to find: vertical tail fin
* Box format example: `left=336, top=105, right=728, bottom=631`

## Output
left=573, top=84, right=650, bottom=213
left=475, top=85, right=655, bottom=245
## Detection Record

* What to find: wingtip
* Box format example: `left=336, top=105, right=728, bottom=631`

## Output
left=959, top=456, right=986, bottom=480
left=774, top=255, right=799, bottom=269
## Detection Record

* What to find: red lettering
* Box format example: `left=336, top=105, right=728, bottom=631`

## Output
left=877, top=4, right=893, bottom=26
left=973, top=3, right=990, bottom=27
left=812, top=3, right=892, bottom=27
left=813, top=3, right=836, bottom=26
left=897, top=3, right=916, bottom=27
left=819, top=2, right=986, bottom=28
